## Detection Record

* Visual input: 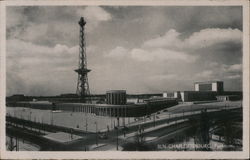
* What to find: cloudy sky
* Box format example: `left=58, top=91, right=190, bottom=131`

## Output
left=6, top=6, right=242, bottom=96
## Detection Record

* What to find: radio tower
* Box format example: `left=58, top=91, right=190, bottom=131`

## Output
left=75, top=17, right=91, bottom=102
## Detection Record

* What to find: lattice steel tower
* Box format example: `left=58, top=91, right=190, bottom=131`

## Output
left=75, top=17, right=91, bottom=101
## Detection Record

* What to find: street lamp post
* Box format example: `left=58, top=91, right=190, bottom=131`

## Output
left=15, top=136, right=18, bottom=151
left=29, top=111, right=32, bottom=121
left=51, top=111, right=54, bottom=125
left=153, top=114, right=156, bottom=127
left=128, top=117, right=130, bottom=126
left=110, top=113, right=112, bottom=129
left=95, top=121, right=98, bottom=146
left=168, top=113, right=171, bottom=124
left=183, top=109, right=184, bottom=118
left=30, top=111, right=32, bottom=131
left=85, top=112, right=88, bottom=132
left=115, top=126, right=119, bottom=150
left=175, top=114, right=177, bottom=125
left=191, top=105, right=193, bottom=115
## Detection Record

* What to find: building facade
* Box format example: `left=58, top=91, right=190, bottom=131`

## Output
left=180, top=91, right=217, bottom=102
left=194, top=81, right=224, bottom=93
left=106, top=90, right=126, bottom=105
left=7, top=98, right=178, bottom=117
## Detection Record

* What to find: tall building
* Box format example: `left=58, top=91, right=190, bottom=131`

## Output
left=106, top=90, right=127, bottom=105
left=194, top=81, right=224, bottom=93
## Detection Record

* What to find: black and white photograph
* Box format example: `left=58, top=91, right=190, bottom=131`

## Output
left=0, top=0, right=249, bottom=159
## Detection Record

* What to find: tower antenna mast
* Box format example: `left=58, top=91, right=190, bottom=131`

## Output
left=75, top=17, right=91, bottom=102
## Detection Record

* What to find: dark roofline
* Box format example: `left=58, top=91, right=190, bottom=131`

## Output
left=194, top=81, right=223, bottom=84
left=163, top=90, right=218, bottom=92
left=106, top=90, right=126, bottom=93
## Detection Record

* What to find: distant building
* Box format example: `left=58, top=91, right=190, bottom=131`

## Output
left=194, top=81, right=224, bottom=93
left=180, top=91, right=217, bottom=102
left=106, top=90, right=127, bottom=105
left=6, top=94, right=25, bottom=102
left=163, top=91, right=181, bottom=100
left=216, top=95, right=241, bottom=101
left=126, top=98, right=144, bottom=104
left=174, top=91, right=181, bottom=99
left=60, top=93, right=79, bottom=98
left=163, top=92, right=174, bottom=98
left=163, top=80, right=242, bottom=102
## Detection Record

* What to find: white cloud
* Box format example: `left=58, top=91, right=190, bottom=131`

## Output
left=143, top=29, right=181, bottom=48
left=21, top=23, right=48, bottom=42
left=77, top=6, right=111, bottom=22
left=7, top=39, right=51, bottom=57
left=227, top=64, right=242, bottom=72
left=76, top=6, right=112, bottom=30
left=130, top=48, right=152, bottom=61
left=7, top=39, right=79, bottom=96
left=208, top=62, right=219, bottom=67
left=53, top=44, right=78, bottom=55
left=6, top=7, right=28, bottom=29
left=195, top=63, right=242, bottom=80
left=86, top=45, right=97, bottom=53
left=193, top=63, right=242, bottom=85
left=195, top=70, right=213, bottom=79
left=7, top=6, right=112, bottom=44
left=218, top=64, right=242, bottom=74
left=185, top=28, right=242, bottom=49
left=107, top=30, right=199, bottom=63
left=142, top=28, right=242, bottom=51
left=7, top=39, right=78, bottom=58
left=149, top=74, right=177, bottom=81
left=130, top=48, right=197, bottom=63
left=226, top=74, right=241, bottom=79
left=106, top=46, right=197, bottom=62
left=7, top=39, right=78, bottom=80
left=105, top=46, right=128, bottom=58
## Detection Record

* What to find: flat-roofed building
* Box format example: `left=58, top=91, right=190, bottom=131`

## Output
left=194, top=81, right=224, bottom=93
left=163, top=91, right=174, bottom=98
left=180, top=91, right=217, bottom=102
left=163, top=91, right=181, bottom=101
left=216, top=95, right=241, bottom=101
left=106, top=90, right=126, bottom=105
